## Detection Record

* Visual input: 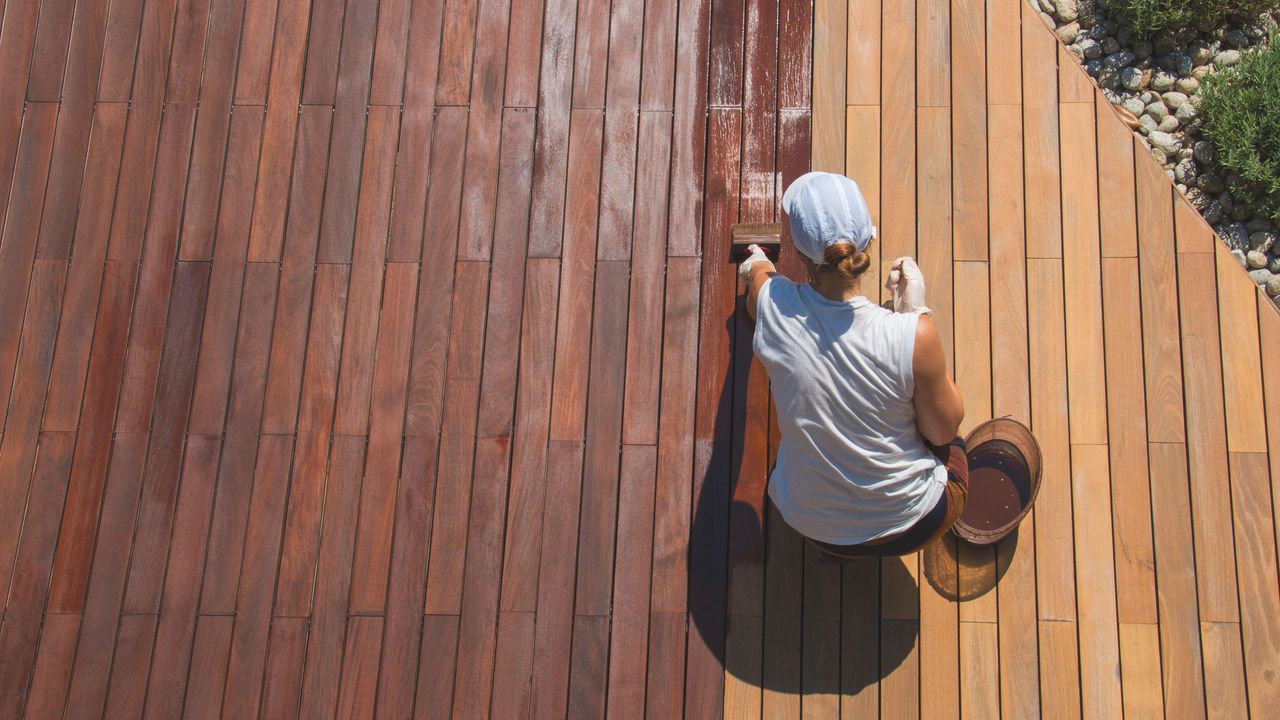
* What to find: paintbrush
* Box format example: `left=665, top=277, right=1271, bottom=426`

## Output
left=729, top=222, right=782, bottom=264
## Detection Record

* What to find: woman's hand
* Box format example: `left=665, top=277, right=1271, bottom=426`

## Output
left=738, top=244, right=774, bottom=281
left=885, top=256, right=931, bottom=315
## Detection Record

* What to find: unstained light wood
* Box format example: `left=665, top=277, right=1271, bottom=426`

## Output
left=1, top=0, right=1277, bottom=716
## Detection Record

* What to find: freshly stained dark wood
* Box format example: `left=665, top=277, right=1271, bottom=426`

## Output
left=179, top=0, right=253, bottom=263
left=274, top=263, right=349, bottom=616
left=181, top=615, right=234, bottom=719
left=0, top=0, right=42, bottom=227
left=25, top=0, right=78, bottom=102
left=33, top=0, right=113, bottom=260
left=349, top=262, right=418, bottom=612
left=101, top=614, right=156, bottom=717
left=0, top=102, right=57, bottom=430
left=374, top=436, right=438, bottom=716
left=385, top=0, right=448, bottom=261
left=523, top=0, right=574, bottom=257
left=112, top=104, right=199, bottom=429
left=142, top=437, right=221, bottom=719
left=296, top=437, right=366, bottom=718
left=21, top=613, right=79, bottom=718
left=122, top=261, right=211, bottom=614
left=369, top=0, right=416, bottom=105
left=63, top=434, right=147, bottom=718
left=42, top=103, right=127, bottom=431
left=316, top=0, right=381, bottom=264
left=96, top=0, right=146, bottom=102
left=245, top=0, right=312, bottom=260
left=222, top=436, right=294, bottom=719
left=0, top=261, right=67, bottom=589
left=0, top=432, right=73, bottom=718
left=232, top=0, right=277, bottom=104
left=198, top=262, right=280, bottom=612
left=332, top=106, right=401, bottom=436
left=260, top=106, right=334, bottom=427
left=258, top=617, right=308, bottom=718
left=2, top=0, right=1278, bottom=717
left=187, top=108, right=265, bottom=434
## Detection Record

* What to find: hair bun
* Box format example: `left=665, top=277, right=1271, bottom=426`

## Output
left=821, top=241, right=871, bottom=280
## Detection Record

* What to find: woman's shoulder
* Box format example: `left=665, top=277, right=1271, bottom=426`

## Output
left=759, top=274, right=801, bottom=309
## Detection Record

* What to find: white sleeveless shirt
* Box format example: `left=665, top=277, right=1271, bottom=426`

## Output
left=753, top=276, right=947, bottom=545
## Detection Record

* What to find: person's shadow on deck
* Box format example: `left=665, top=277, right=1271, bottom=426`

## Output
left=687, top=311, right=918, bottom=701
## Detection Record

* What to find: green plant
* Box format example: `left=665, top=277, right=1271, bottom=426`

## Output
left=1201, top=33, right=1280, bottom=223
left=1113, top=0, right=1195, bottom=39
left=1111, top=0, right=1280, bottom=40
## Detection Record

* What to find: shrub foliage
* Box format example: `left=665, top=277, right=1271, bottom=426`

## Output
left=1200, top=33, right=1280, bottom=223
left=1112, top=0, right=1280, bottom=39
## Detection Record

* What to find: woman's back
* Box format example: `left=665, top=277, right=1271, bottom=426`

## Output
left=753, top=276, right=946, bottom=545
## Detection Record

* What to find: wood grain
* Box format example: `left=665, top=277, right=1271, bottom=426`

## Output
left=1135, top=142, right=1186, bottom=443
left=41, top=104, right=127, bottom=430
left=0, top=103, right=58, bottom=427
left=1102, top=258, right=1157, bottom=624
left=986, top=0, right=1021, bottom=104
left=297, top=437, right=366, bottom=717
left=348, top=262, right=419, bottom=613
left=524, top=0, right=577, bottom=257
left=1096, top=99, right=1138, bottom=258
left=260, top=105, right=333, bottom=426
left=1028, top=259, right=1076, bottom=623
left=1176, top=252, right=1239, bottom=623
left=1227, top=452, right=1280, bottom=714
left=3, top=0, right=1279, bottom=715
left=1119, top=623, right=1165, bottom=718
left=35, top=0, right=115, bottom=260
left=951, top=0, right=987, bottom=261
left=385, top=0, right=449, bottom=261
left=142, top=437, right=222, bottom=720
left=198, top=263, right=279, bottom=613
left=1214, top=243, right=1267, bottom=453
left=374, top=436, right=439, bottom=717
left=63, top=434, right=148, bottom=718
left=174, top=0, right=248, bottom=260
left=1200, top=621, right=1247, bottom=718
left=246, top=0, right=313, bottom=259
left=811, top=0, right=845, bottom=169
left=845, top=0, right=879, bottom=105
left=1070, top=444, right=1123, bottom=718
left=0, top=433, right=74, bottom=719
left=1022, top=1, right=1062, bottom=259
left=1058, top=41, right=1096, bottom=103
left=1147, top=443, right=1207, bottom=717
left=1060, top=101, right=1108, bottom=445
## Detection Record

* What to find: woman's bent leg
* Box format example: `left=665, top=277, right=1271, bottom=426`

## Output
left=807, top=437, right=968, bottom=559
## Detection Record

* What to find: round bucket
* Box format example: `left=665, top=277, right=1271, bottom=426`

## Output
left=951, top=418, right=1042, bottom=546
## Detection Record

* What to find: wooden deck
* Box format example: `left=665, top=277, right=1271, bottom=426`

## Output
left=0, top=0, right=1278, bottom=715
left=807, top=0, right=1280, bottom=716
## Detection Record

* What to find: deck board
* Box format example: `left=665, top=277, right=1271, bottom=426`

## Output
left=2, top=0, right=1279, bottom=716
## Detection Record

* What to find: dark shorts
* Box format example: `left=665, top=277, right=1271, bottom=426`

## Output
left=805, top=437, right=970, bottom=559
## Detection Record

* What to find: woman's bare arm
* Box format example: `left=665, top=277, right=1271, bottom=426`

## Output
left=911, top=314, right=964, bottom=445
left=744, top=260, right=778, bottom=322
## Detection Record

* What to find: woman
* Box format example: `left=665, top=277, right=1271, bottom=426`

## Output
left=738, top=171, right=967, bottom=558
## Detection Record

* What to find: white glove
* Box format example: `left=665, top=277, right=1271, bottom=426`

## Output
left=738, top=244, right=773, bottom=281
left=884, top=256, right=931, bottom=315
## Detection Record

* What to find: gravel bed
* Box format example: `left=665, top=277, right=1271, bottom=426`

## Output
left=1034, top=0, right=1280, bottom=303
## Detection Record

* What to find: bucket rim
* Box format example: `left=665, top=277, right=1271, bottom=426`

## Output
left=951, top=416, right=1043, bottom=546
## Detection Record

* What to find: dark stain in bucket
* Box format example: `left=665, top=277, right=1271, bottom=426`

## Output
left=958, top=439, right=1032, bottom=533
